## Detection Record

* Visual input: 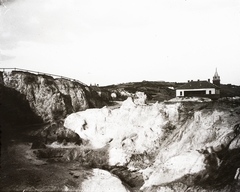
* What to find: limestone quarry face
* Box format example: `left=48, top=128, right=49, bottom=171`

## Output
left=1, top=71, right=106, bottom=122
left=64, top=97, right=240, bottom=190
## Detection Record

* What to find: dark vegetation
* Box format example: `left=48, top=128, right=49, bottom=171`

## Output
left=100, top=81, right=182, bottom=102
left=100, top=81, right=240, bottom=103
left=86, top=85, right=113, bottom=107
left=220, top=84, right=240, bottom=97
left=24, top=75, right=37, bottom=84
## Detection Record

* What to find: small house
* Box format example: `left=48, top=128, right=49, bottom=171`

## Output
left=176, top=69, right=221, bottom=100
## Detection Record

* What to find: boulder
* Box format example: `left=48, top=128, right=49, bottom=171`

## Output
left=133, top=91, right=147, bottom=105
left=80, top=168, right=131, bottom=192
left=36, top=122, right=82, bottom=145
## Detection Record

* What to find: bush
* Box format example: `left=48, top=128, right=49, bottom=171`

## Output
left=24, top=75, right=37, bottom=84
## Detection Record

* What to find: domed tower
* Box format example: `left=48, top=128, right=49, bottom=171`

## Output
left=213, top=68, right=220, bottom=86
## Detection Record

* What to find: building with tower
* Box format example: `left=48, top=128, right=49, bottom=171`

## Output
left=213, top=68, right=220, bottom=87
left=176, top=69, right=221, bottom=100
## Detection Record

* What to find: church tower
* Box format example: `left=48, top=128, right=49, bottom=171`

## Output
left=213, top=68, right=220, bottom=87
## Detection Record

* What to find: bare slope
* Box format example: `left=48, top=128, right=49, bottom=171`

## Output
left=64, top=96, right=240, bottom=191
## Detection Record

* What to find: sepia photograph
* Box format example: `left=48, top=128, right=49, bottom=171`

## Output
left=0, top=0, right=240, bottom=191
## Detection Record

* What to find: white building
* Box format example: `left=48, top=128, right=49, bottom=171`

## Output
left=176, top=70, right=221, bottom=100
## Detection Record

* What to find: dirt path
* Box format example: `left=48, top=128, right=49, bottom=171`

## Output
left=0, top=142, right=92, bottom=191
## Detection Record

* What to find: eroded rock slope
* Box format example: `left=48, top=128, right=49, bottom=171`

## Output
left=1, top=70, right=107, bottom=122
left=64, top=96, right=240, bottom=191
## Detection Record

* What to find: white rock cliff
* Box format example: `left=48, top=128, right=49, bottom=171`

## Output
left=64, top=97, right=240, bottom=190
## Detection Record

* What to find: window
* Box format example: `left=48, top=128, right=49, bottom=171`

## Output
left=209, top=90, right=212, bottom=94
left=180, top=91, right=182, bottom=96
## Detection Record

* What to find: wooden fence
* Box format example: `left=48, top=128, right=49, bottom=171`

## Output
left=0, top=67, right=88, bottom=86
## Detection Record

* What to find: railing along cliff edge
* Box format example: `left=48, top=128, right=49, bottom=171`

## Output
left=0, top=67, right=88, bottom=86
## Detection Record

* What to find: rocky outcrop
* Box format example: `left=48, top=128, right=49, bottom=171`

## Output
left=1, top=70, right=106, bottom=122
left=64, top=97, right=240, bottom=191
left=133, top=91, right=147, bottom=105
left=80, top=168, right=131, bottom=192
left=0, top=84, right=43, bottom=126
left=32, top=121, right=82, bottom=145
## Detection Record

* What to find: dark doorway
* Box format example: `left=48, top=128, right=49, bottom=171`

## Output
left=184, top=90, right=206, bottom=97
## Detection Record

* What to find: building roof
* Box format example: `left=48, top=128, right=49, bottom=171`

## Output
left=177, top=80, right=220, bottom=90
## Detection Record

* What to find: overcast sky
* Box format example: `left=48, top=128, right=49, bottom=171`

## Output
left=0, top=0, right=240, bottom=86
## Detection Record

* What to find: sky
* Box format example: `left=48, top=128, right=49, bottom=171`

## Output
left=0, top=0, right=240, bottom=86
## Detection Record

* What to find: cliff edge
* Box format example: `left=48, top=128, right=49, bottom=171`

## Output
left=1, top=70, right=107, bottom=122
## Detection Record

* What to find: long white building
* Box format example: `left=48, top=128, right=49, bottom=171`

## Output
left=176, top=69, right=221, bottom=100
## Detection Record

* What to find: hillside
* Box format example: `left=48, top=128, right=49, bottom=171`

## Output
left=1, top=70, right=240, bottom=191
left=220, top=84, right=240, bottom=97
left=98, top=81, right=240, bottom=103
